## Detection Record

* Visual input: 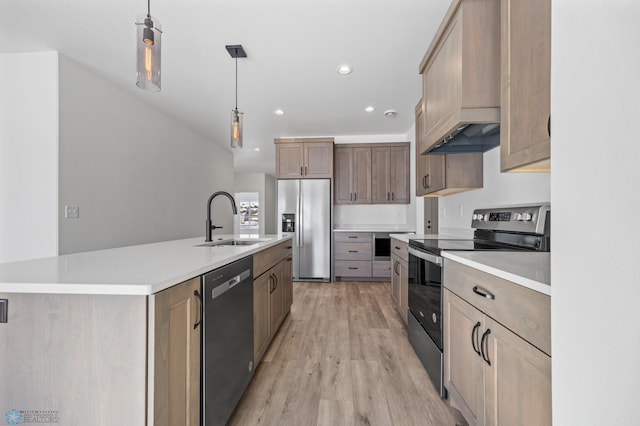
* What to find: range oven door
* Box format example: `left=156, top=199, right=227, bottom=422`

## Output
left=407, top=247, right=443, bottom=350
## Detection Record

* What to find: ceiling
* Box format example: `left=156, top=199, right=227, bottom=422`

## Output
left=0, top=0, right=450, bottom=175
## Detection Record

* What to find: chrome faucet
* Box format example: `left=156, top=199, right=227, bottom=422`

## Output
left=205, top=191, right=238, bottom=242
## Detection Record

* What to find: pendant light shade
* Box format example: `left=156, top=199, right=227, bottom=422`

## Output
left=231, top=109, right=244, bottom=148
left=226, top=45, right=247, bottom=149
left=135, top=4, right=162, bottom=92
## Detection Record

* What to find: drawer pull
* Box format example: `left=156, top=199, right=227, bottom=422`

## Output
left=473, top=286, right=495, bottom=300
left=348, top=267, right=358, bottom=270
left=348, top=236, right=358, bottom=239
left=348, top=250, right=358, bottom=253
left=395, top=246, right=401, bottom=250
left=471, top=321, right=481, bottom=356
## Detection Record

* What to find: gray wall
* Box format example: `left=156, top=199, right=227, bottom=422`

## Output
left=58, top=55, right=234, bottom=254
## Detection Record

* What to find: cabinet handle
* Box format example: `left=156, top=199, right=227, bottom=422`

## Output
left=193, top=290, right=202, bottom=330
left=300, top=166, right=304, bottom=176
left=471, top=321, right=482, bottom=356
left=473, top=286, right=495, bottom=300
left=387, top=192, right=390, bottom=201
left=305, top=166, right=308, bottom=175
left=391, top=192, right=395, bottom=201
left=354, top=192, right=357, bottom=201
left=348, top=250, right=358, bottom=253
left=395, top=246, right=401, bottom=250
left=285, top=246, right=292, bottom=249
left=348, top=267, right=358, bottom=270
left=547, top=115, right=551, bottom=137
left=350, top=193, right=353, bottom=201
left=348, top=236, right=358, bottom=239
left=480, top=329, right=492, bottom=366
left=394, top=260, right=400, bottom=275
left=273, top=273, right=278, bottom=291
left=425, top=174, right=431, bottom=189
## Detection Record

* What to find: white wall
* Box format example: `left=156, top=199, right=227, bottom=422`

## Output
left=552, top=2, right=640, bottom=424
left=334, top=133, right=417, bottom=229
left=438, top=148, right=550, bottom=232
left=58, top=55, right=234, bottom=254
left=0, top=52, right=59, bottom=263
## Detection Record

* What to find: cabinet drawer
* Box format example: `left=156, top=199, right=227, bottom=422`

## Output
left=444, top=259, right=550, bottom=356
left=390, top=239, right=408, bottom=262
left=254, top=239, right=293, bottom=278
left=335, top=242, right=372, bottom=261
left=372, top=260, right=391, bottom=278
left=335, top=261, right=372, bottom=277
left=334, top=232, right=372, bottom=243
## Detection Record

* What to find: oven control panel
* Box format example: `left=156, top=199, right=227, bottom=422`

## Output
left=472, top=204, right=549, bottom=234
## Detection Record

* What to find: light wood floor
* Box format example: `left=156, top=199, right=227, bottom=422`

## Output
left=229, top=281, right=465, bottom=426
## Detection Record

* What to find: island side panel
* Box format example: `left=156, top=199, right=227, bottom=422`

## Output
left=0, top=293, right=148, bottom=425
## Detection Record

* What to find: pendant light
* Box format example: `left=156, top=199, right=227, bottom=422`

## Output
left=135, top=0, right=162, bottom=92
left=226, top=45, right=247, bottom=148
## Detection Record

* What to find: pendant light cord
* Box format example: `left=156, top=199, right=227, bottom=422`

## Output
left=147, top=0, right=151, bottom=17
left=235, top=55, right=238, bottom=110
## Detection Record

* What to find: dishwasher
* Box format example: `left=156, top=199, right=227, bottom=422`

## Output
left=202, top=255, right=254, bottom=426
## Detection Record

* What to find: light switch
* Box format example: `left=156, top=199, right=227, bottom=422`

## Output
left=0, top=299, right=7, bottom=323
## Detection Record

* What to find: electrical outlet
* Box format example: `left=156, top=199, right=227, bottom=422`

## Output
left=65, top=205, right=79, bottom=219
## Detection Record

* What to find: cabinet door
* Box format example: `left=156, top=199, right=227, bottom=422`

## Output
left=154, top=277, right=201, bottom=426
left=500, top=0, right=551, bottom=172
left=334, top=147, right=354, bottom=204
left=483, top=317, right=552, bottom=426
left=371, top=147, right=390, bottom=203
left=389, top=145, right=410, bottom=203
left=352, top=147, right=372, bottom=204
left=423, top=7, right=463, bottom=140
left=399, top=257, right=408, bottom=325
left=283, top=256, right=293, bottom=313
left=426, top=154, right=446, bottom=194
left=304, top=142, right=333, bottom=178
left=444, top=290, right=485, bottom=426
left=276, top=143, right=304, bottom=178
left=390, top=255, right=401, bottom=310
left=254, top=272, right=271, bottom=364
left=270, top=261, right=286, bottom=334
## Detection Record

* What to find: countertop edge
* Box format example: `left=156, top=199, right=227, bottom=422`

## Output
left=441, top=251, right=551, bottom=296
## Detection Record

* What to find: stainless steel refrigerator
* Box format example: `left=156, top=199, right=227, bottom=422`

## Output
left=277, top=179, right=331, bottom=281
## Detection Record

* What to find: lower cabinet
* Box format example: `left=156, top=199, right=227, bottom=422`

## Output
left=153, top=276, right=202, bottom=426
left=444, top=260, right=551, bottom=426
left=253, top=240, right=293, bottom=365
left=390, top=238, right=408, bottom=325
left=334, top=232, right=393, bottom=281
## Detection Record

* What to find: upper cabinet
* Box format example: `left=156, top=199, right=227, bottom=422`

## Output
left=371, top=144, right=410, bottom=204
left=334, top=146, right=372, bottom=204
left=335, top=143, right=410, bottom=205
left=275, top=137, right=334, bottom=179
left=418, top=0, right=501, bottom=155
left=500, top=0, right=551, bottom=172
left=415, top=100, right=483, bottom=197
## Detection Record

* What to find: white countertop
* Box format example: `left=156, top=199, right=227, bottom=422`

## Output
left=442, top=251, right=551, bottom=296
left=0, top=235, right=292, bottom=296
left=334, top=225, right=415, bottom=233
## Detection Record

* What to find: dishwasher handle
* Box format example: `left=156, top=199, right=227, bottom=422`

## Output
left=210, top=268, right=251, bottom=300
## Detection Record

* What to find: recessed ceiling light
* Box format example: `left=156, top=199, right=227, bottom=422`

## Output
left=274, top=109, right=285, bottom=116
left=383, top=109, right=397, bottom=118
left=365, top=106, right=376, bottom=113
left=337, top=65, right=353, bottom=75
left=253, top=147, right=261, bottom=152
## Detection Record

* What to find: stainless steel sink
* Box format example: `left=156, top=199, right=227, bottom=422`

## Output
left=196, top=240, right=261, bottom=247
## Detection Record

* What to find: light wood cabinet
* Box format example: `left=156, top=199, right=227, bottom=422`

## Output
left=371, top=144, right=410, bottom=203
left=419, top=0, right=501, bottom=154
left=444, top=260, right=551, bottom=426
left=390, top=238, right=409, bottom=325
left=275, top=137, right=334, bottom=178
left=334, top=146, right=372, bottom=204
left=415, top=100, right=483, bottom=197
left=154, top=277, right=201, bottom=426
left=500, top=0, right=551, bottom=172
left=253, top=240, right=293, bottom=365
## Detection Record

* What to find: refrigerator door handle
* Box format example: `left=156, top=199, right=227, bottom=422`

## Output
left=296, top=184, right=303, bottom=247
left=299, top=190, right=304, bottom=246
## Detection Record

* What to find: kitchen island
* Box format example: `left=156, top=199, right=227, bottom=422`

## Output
left=0, top=234, right=292, bottom=426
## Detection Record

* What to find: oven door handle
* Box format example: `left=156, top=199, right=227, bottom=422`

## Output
left=408, top=247, right=443, bottom=266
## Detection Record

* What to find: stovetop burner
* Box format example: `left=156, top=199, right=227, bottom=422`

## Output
left=408, top=238, right=530, bottom=255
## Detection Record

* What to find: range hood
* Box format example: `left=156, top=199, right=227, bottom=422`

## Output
left=427, top=123, right=500, bottom=154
